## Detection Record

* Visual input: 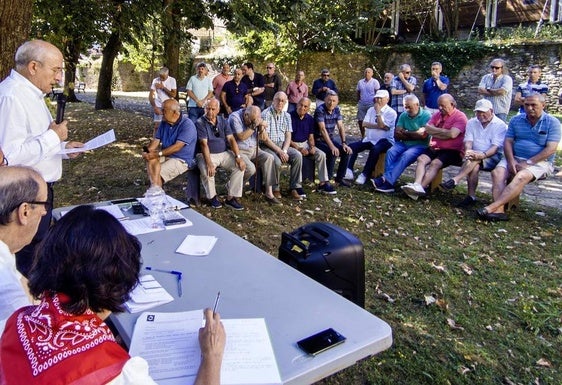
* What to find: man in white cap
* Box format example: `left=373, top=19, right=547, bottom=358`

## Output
left=439, top=98, right=507, bottom=207
left=345, top=89, right=397, bottom=184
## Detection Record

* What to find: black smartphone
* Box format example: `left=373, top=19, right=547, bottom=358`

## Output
left=163, top=217, right=187, bottom=226
left=131, top=202, right=145, bottom=215
left=297, top=328, right=346, bottom=356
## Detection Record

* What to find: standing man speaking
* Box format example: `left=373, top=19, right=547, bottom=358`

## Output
left=0, top=39, right=83, bottom=275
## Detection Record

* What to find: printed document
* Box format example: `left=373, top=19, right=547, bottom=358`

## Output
left=59, top=129, right=116, bottom=154
left=129, top=310, right=281, bottom=385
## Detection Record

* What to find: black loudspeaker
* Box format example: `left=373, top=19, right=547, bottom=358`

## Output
left=279, top=222, right=365, bottom=308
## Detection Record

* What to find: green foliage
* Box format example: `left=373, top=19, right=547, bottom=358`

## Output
left=485, top=23, right=562, bottom=43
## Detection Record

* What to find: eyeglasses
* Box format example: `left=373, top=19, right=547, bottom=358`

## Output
left=490, top=66, right=503, bottom=70
left=37, top=61, right=63, bottom=75
left=28, top=200, right=52, bottom=211
left=1, top=156, right=8, bottom=166
left=266, top=66, right=274, bottom=69
left=235, top=87, right=239, bottom=94
left=322, top=74, right=330, bottom=77
left=403, top=71, right=411, bottom=74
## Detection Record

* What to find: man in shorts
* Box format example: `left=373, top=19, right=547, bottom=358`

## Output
left=149, top=67, right=177, bottom=134
left=142, top=99, right=197, bottom=187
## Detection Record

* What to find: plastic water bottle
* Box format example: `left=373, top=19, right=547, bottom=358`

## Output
left=145, top=186, right=166, bottom=228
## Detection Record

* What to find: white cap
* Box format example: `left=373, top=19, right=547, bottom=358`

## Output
left=374, top=90, right=389, bottom=99
left=474, top=99, right=493, bottom=112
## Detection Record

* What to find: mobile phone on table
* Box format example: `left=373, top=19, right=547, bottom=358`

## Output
left=297, top=328, right=346, bottom=356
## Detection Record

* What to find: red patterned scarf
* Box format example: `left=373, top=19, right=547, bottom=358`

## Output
left=0, top=292, right=129, bottom=385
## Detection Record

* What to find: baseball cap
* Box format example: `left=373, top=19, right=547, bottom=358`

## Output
left=374, top=90, right=389, bottom=99
left=474, top=99, right=493, bottom=112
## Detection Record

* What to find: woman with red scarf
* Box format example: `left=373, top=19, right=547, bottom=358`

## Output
left=0, top=205, right=225, bottom=385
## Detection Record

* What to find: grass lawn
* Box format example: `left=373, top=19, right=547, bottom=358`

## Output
left=56, top=100, right=561, bottom=385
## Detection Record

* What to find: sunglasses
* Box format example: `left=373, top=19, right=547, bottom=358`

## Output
left=211, top=125, right=221, bottom=138
left=322, top=74, right=330, bottom=77
left=490, top=66, right=503, bottom=70
left=266, top=66, right=274, bottom=69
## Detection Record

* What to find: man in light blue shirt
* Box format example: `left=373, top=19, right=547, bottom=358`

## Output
left=186, top=62, right=214, bottom=123
left=478, top=94, right=561, bottom=221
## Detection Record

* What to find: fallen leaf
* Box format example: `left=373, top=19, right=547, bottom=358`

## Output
left=436, top=298, right=448, bottom=310
left=431, top=262, right=447, bottom=272
left=536, top=358, right=551, bottom=367
left=458, top=366, right=471, bottom=375
left=460, top=263, right=473, bottom=275
left=425, top=295, right=436, bottom=305
left=447, top=318, right=464, bottom=330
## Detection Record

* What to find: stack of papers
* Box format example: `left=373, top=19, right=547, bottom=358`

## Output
left=176, top=235, right=218, bottom=256
left=125, top=275, right=174, bottom=313
left=129, top=310, right=281, bottom=385
left=121, top=212, right=193, bottom=236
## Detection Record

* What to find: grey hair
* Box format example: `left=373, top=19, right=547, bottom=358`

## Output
left=14, top=40, right=54, bottom=69
left=159, top=67, right=170, bottom=76
left=399, top=64, right=411, bottom=72
left=0, top=166, right=42, bottom=225
left=403, top=94, right=419, bottom=105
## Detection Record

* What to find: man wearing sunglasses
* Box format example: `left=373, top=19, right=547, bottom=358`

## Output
left=196, top=99, right=251, bottom=210
left=312, top=69, right=338, bottom=107
left=0, top=166, right=48, bottom=334
left=390, top=64, right=417, bottom=117
left=263, top=63, right=282, bottom=108
left=478, top=58, right=513, bottom=122
left=0, top=39, right=83, bottom=276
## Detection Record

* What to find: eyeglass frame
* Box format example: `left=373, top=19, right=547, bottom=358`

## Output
left=6, top=200, right=51, bottom=215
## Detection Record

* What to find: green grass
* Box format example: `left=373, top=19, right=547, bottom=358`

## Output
left=57, top=101, right=561, bottom=385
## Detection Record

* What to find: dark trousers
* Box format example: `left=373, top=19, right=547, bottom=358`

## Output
left=16, top=183, right=54, bottom=277
left=315, top=140, right=350, bottom=182
left=348, top=139, right=392, bottom=176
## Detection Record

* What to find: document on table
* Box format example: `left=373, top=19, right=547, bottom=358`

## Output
left=129, top=310, right=281, bottom=385
left=125, top=275, right=174, bottom=313
left=176, top=235, right=218, bottom=256
left=59, top=129, right=116, bottom=154
left=137, top=194, right=189, bottom=211
left=58, top=204, right=125, bottom=220
left=121, top=212, right=193, bottom=236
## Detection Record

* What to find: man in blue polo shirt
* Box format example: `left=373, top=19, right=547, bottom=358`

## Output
left=142, top=99, right=197, bottom=187
left=422, top=62, right=449, bottom=115
left=478, top=94, right=561, bottom=221
left=514, top=65, right=548, bottom=114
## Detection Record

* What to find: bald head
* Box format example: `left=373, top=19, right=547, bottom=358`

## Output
left=243, top=105, right=262, bottom=126
left=14, top=39, right=64, bottom=93
left=0, top=166, right=45, bottom=226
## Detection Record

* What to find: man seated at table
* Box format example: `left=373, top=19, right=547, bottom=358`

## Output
left=0, top=205, right=226, bottom=385
left=142, top=99, right=197, bottom=188
left=477, top=93, right=561, bottom=221
left=402, top=94, right=467, bottom=200
left=0, top=166, right=47, bottom=334
left=289, top=97, right=337, bottom=194
left=439, top=99, right=507, bottom=208
left=229, top=106, right=282, bottom=205
left=196, top=99, right=252, bottom=210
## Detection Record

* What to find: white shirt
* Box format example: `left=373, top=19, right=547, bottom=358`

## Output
left=362, top=104, right=397, bottom=145
left=0, top=240, right=31, bottom=335
left=465, top=115, right=507, bottom=152
left=186, top=75, right=213, bottom=107
left=150, top=76, right=177, bottom=108
left=0, top=70, right=65, bottom=182
left=106, top=357, right=159, bottom=385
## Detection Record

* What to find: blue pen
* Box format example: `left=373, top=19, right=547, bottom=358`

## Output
left=145, top=267, right=183, bottom=297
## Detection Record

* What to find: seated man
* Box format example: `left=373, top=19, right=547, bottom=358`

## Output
left=261, top=92, right=304, bottom=200
left=346, top=89, right=396, bottom=185
left=439, top=99, right=507, bottom=208
left=314, top=91, right=353, bottom=186
left=196, top=99, right=253, bottom=210
left=142, top=99, right=197, bottom=188
left=372, top=95, right=431, bottom=193
left=477, top=93, right=561, bottom=221
left=289, top=97, right=336, bottom=194
left=230, top=106, right=282, bottom=205
left=402, top=94, right=467, bottom=200
left=0, top=166, right=47, bottom=334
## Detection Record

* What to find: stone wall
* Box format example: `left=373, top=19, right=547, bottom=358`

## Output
left=297, top=43, right=562, bottom=113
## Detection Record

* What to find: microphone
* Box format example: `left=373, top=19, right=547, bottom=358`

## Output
left=55, top=93, right=67, bottom=124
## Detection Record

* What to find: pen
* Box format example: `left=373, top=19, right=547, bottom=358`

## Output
left=177, top=273, right=183, bottom=297
left=145, top=266, right=182, bottom=276
left=212, top=291, right=221, bottom=314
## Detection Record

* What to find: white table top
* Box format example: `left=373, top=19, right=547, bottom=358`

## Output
left=54, top=203, right=392, bottom=385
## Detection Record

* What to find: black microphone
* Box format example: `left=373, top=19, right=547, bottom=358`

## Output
left=55, top=93, right=67, bottom=124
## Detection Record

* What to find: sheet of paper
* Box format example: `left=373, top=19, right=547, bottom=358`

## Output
left=121, top=214, right=193, bottom=236
left=96, top=204, right=126, bottom=220
left=59, top=129, right=116, bottom=154
left=128, top=311, right=281, bottom=385
left=176, top=235, right=218, bottom=256
left=125, top=275, right=174, bottom=313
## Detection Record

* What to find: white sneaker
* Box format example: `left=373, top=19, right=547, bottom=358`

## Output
left=355, top=173, right=367, bottom=185
left=412, top=183, right=426, bottom=195
left=344, top=168, right=354, bottom=180
left=401, top=184, right=419, bottom=200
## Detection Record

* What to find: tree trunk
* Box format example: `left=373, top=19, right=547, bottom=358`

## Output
left=95, top=31, right=121, bottom=110
left=163, top=0, right=180, bottom=83
left=63, top=39, right=82, bottom=102
left=0, top=0, right=33, bottom=80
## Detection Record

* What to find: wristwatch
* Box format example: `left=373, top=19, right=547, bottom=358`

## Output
left=235, top=154, right=241, bottom=159
left=158, top=151, right=163, bottom=157
left=526, top=159, right=534, bottom=165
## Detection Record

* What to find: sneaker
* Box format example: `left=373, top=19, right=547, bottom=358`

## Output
left=225, top=197, right=244, bottom=211
left=371, top=176, right=384, bottom=189
left=265, top=195, right=283, bottom=206
left=355, top=173, right=367, bottom=185
left=295, top=187, right=307, bottom=198
left=375, top=180, right=395, bottom=193
left=318, top=182, right=337, bottom=195
left=210, top=195, right=222, bottom=209
left=290, top=189, right=303, bottom=201
left=344, top=168, right=354, bottom=180
left=455, top=195, right=477, bottom=208
left=335, top=178, right=352, bottom=187
left=401, top=183, right=425, bottom=200
left=439, top=178, right=456, bottom=192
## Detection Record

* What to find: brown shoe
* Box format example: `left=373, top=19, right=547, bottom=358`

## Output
left=290, top=189, right=303, bottom=201
left=273, top=190, right=282, bottom=199
left=265, top=195, right=283, bottom=206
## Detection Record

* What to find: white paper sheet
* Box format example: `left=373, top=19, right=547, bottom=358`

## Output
left=128, top=311, right=281, bottom=385
left=59, top=129, right=116, bottom=154
left=125, top=275, right=174, bottom=313
left=121, top=213, right=193, bottom=236
left=176, top=235, right=218, bottom=256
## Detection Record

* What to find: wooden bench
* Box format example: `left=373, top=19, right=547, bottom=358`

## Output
left=185, top=169, right=201, bottom=206
left=76, top=82, right=86, bottom=93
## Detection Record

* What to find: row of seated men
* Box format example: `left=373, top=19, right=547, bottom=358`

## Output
left=143, top=86, right=560, bottom=221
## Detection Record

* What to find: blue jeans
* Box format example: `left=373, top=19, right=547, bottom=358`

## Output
left=188, top=106, right=204, bottom=123
left=315, top=139, right=349, bottom=181
left=348, top=139, right=392, bottom=177
left=383, top=142, right=427, bottom=185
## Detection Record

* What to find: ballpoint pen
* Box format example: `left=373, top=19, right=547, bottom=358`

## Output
left=212, top=291, right=221, bottom=313
left=145, top=267, right=183, bottom=297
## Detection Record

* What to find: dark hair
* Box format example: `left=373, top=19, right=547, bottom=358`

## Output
left=28, top=205, right=142, bottom=314
left=243, top=62, right=254, bottom=70
left=0, top=166, right=41, bottom=225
